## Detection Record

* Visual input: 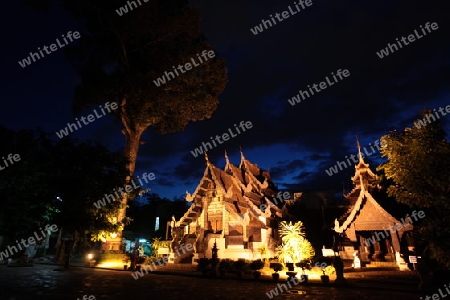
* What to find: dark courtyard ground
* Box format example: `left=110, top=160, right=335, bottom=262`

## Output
left=0, top=263, right=427, bottom=300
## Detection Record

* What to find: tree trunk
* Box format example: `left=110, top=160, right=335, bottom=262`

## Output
left=116, top=129, right=144, bottom=230
left=64, top=230, right=79, bottom=269
left=117, top=98, right=146, bottom=225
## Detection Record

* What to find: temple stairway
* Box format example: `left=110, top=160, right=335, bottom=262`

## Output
left=365, top=261, right=399, bottom=268
left=175, top=235, right=196, bottom=263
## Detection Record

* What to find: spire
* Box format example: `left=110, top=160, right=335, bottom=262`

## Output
left=356, top=136, right=363, bottom=163
left=239, top=146, right=246, bottom=169
left=224, top=149, right=230, bottom=165
left=205, top=151, right=210, bottom=164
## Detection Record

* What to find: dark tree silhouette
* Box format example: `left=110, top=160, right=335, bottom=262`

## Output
left=57, top=0, right=228, bottom=229
left=378, top=111, right=450, bottom=268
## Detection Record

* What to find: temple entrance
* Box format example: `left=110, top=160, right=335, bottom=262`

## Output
left=358, top=231, right=396, bottom=263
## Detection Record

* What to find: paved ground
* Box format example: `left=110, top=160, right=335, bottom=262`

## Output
left=0, top=263, right=426, bottom=300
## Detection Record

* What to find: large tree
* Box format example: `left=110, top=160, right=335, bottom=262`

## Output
left=59, top=0, right=228, bottom=229
left=377, top=112, right=450, bottom=268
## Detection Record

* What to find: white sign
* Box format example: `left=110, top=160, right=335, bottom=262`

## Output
left=409, top=256, right=417, bottom=263
left=322, top=248, right=335, bottom=257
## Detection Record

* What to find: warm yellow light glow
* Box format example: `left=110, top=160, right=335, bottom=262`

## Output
left=277, top=221, right=315, bottom=263
left=87, top=253, right=94, bottom=259
left=110, top=232, right=118, bottom=238
left=97, top=260, right=126, bottom=270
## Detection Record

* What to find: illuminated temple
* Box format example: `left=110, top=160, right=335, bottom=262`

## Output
left=333, top=146, right=412, bottom=270
left=168, top=151, right=285, bottom=263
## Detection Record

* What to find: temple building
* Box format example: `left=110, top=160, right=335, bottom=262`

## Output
left=333, top=145, right=412, bottom=270
left=168, top=150, right=285, bottom=263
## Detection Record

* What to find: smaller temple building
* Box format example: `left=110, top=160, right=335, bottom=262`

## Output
left=333, top=147, right=413, bottom=270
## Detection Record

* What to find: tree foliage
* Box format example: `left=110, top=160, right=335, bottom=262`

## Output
left=64, top=0, right=228, bottom=132
left=0, top=127, right=129, bottom=266
left=59, top=0, right=228, bottom=168
left=50, top=138, right=130, bottom=240
left=0, top=127, right=57, bottom=239
left=277, top=221, right=315, bottom=263
left=377, top=112, right=450, bottom=268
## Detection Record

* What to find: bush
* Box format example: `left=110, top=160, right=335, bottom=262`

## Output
left=233, top=259, right=248, bottom=272
left=323, top=265, right=336, bottom=276
left=250, top=259, right=264, bottom=271
left=196, top=258, right=213, bottom=276
left=219, top=259, right=232, bottom=271
left=143, top=256, right=165, bottom=266
left=270, top=262, right=283, bottom=273
left=296, top=260, right=311, bottom=269
left=197, top=258, right=211, bottom=271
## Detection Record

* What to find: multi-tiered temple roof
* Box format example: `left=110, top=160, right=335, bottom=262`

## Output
left=178, top=150, right=282, bottom=229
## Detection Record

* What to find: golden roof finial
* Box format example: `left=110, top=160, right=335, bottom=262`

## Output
left=224, top=149, right=230, bottom=165
left=356, top=136, right=363, bottom=162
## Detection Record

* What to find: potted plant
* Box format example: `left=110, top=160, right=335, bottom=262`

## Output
left=250, top=260, right=264, bottom=279
left=285, top=262, right=295, bottom=271
left=321, top=269, right=330, bottom=285
left=296, top=261, right=311, bottom=284
left=270, top=262, right=283, bottom=282
left=234, top=259, right=247, bottom=278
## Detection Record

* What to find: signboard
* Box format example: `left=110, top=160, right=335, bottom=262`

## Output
left=322, top=248, right=335, bottom=257
left=409, top=256, right=417, bottom=263
left=158, top=247, right=169, bottom=255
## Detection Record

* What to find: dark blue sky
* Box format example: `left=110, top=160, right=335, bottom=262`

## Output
left=1, top=0, right=449, bottom=200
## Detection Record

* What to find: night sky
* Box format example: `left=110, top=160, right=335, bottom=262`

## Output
left=1, top=0, right=449, bottom=200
